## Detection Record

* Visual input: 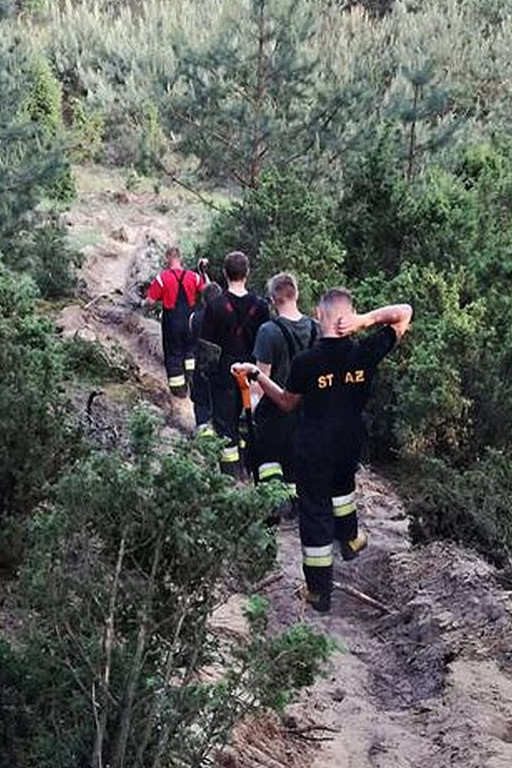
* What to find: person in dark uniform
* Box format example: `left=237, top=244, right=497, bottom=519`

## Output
left=232, top=288, right=412, bottom=612
left=252, top=273, right=317, bottom=493
left=189, top=281, right=222, bottom=434
left=200, top=251, right=269, bottom=475
left=146, top=247, right=209, bottom=397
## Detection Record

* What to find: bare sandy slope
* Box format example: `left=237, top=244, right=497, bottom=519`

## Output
left=56, top=166, right=217, bottom=428
left=237, top=470, right=512, bottom=768
left=58, top=168, right=512, bottom=768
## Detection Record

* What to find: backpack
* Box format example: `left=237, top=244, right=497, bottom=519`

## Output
left=271, top=316, right=318, bottom=366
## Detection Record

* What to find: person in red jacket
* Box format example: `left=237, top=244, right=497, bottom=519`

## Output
left=146, top=246, right=209, bottom=397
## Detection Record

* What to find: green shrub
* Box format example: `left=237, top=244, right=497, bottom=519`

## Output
left=0, top=262, right=80, bottom=531
left=201, top=169, right=345, bottom=310
left=62, top=336, right=132, bottom=383
left=135, top=103, right=167, bottom=175
left=68, top=97, right=104, bottom=163
left=4, top=215, right=81, bottom=298
left=408, top=451, right=512, bottom=568
left=25, top=56, right=63, bottom=137
left=2, top=407, right=331, bottom=768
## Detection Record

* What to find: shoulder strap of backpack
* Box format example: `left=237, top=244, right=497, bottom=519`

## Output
left=272, top=317, right=318, bottom=362
left=272, top=317, right=298, bottom=362
left=309, top=319, right=318, bottom=347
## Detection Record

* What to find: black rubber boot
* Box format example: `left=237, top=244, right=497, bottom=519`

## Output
left=305, top=590, right=332, bottom=614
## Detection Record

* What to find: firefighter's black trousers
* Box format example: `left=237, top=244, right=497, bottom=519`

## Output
left=295, top=443, right=360, bottom=598
left=161, top=307, right=194, bottom=392
left=210, top=367, right=243, bottom=468
left=191, top=370, right=212, bottom=427
left=254, top=398, right=297, bottom=485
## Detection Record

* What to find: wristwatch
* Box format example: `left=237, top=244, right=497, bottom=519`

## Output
left=248, top=368, right=261, bottom=382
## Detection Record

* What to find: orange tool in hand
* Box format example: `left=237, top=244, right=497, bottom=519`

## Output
left=233, top=369, right=258, bottom=485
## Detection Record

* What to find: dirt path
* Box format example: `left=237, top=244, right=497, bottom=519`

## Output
left=247, top=469, right=512, bottom=768
left=57, top=167, right=217, bottom=428
left=59, top=169, right=512, bottom=768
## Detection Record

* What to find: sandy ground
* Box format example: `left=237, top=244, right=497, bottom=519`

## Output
left=54, top=169, right=512, bottom=768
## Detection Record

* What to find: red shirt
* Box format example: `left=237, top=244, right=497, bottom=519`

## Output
left=146, top=268, right=206, bottom=310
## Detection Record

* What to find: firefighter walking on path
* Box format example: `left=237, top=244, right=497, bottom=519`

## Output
left=200, top=251, right=269, bottom=475
left=146, top=246, right=209, bottom=397
left=252, top=272, right=317, bottom=497
left=232, top=288, right=412, bottom=613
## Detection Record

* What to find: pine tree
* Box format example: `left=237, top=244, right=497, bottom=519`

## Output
left=0, top=37, right=65, bottom=245
left=167, top=0, right=320, bottom=188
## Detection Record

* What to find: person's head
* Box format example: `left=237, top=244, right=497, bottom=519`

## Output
left=317, top=287, right=353, bottom=335
left=267, top=272, right=298, bottom=308
left=166, top=246, right=182, bottom=269
left=224, top=251, right=249, bottom=284
left=201, top=281, right=222, bottom=307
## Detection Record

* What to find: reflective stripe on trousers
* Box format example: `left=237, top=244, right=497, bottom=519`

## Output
left=196, top=423, right=215, bottom=438
left=168, top=374, right=186, bottom=388
left=258, top=461, right=283, bottom=482
left=302, top=544, right=334, bottom=568
left=221, top=445, right=240, bottom=463
left=333, top=492, right=356, bottom=517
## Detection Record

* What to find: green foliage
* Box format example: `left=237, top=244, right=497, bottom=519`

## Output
left=0, top=262, right=80, bottom=533
left=134, top=103, right=167, bottom=175
left=68, top=98, right=104, bottom=162
left=408, top=451, right=512, bottom=568
left=62, top=336, right=132, bottom=383
left=0, top=407, right=332, bottom=768
left=25, top=56, right=63, bottom=137
left=5, top=215, right=81, bottom=297
left=169, top=0, right=319, bottom=187
left=241, top=597, right=337, bottom=710
left=202, top=169, right=345, bottom=310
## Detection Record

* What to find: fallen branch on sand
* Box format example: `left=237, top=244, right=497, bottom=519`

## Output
left=333, top=581, right=392, bottom=614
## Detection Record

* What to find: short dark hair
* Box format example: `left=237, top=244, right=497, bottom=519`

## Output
left=224, top=251, right=249, bottom=281
left=267, top=272, right=298, bottom=304
left=201, top=282, right=222, bottom=306
left=318, top=287, right=353, bottom=313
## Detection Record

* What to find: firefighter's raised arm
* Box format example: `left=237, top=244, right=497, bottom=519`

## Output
left=230, top=362, right=301, bottom=413
left=337, top=303, right=413, bottom=341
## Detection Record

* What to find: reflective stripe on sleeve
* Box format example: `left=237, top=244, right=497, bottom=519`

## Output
left=333, top=492, right=356, bottom=518
left=185, top=358, right=196, bottom=371
left=303, top=544, right=334, bottom=568
left=168, top=374, right=186, bottom=388
left=286, top=482, right=297, bottom=497
left=258, top=462, right=284, bottom=481
left=222, top=445, right=240, bottom=463
left=156, top=273, right=164, bottom=287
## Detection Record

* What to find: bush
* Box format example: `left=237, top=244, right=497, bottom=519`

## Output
left=4, top=215, right=81, bottom=299
left=62, top=336, right=132, bottom=383
left=201, top=169, right=346, bottom=310
left=68, top=97, right=104, bottom=163
left=408, top=451, right=512, bottom=568
left=0, top=407, right=332, bottom=768
left=25, top=56, right=63, bottom=137
left=0, top=262, right=80, bottom=530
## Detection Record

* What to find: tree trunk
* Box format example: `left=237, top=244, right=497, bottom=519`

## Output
left=92, top=529, right=127, bottom=768
left=112, top=531, right=164, bottom=768
left=250, top=0, right=268, bottom=188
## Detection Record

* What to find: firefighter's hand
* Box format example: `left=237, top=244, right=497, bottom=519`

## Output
left=198, top=258, right=209, bottom=274
left=336, top=311, right=369, bottom=337
left=231, top=362, right=257, bottom=378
